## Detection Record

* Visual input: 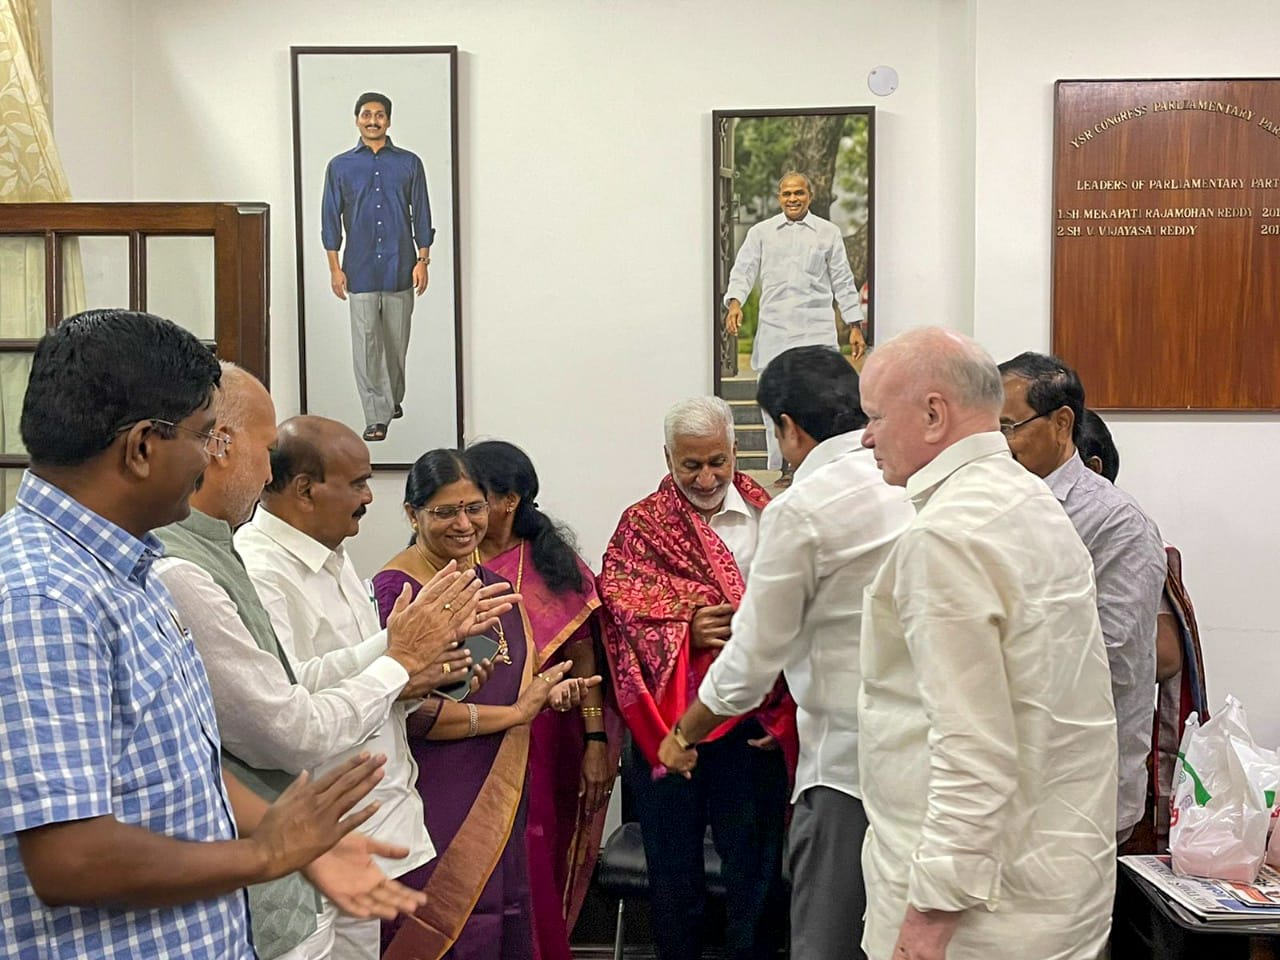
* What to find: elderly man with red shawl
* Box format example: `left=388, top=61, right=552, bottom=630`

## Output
left=599, top=396, right=797, bottom=960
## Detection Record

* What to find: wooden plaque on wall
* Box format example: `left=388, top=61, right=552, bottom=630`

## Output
left=1052, top=79, right=1280, bottom=410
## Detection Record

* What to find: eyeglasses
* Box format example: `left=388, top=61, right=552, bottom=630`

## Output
left=115, top=419, right=232, bottom=458
left=999, top=411, right=1050, bottom=436
left=422, top=501, right=490, bottom=521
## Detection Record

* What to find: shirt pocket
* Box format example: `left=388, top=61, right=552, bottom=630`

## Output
left=803, top=244, right=828, bottom=279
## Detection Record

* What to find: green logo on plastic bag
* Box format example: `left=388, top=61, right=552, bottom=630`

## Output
left=1176, top=751, right=1212, bottom=806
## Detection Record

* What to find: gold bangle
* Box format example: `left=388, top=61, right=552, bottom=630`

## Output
left=580, top=706, right=603, bottom=718
left=467, top=702, right=479, bottom=738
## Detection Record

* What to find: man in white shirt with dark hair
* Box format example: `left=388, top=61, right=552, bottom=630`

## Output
left=856, top=327, right=1117, bottom=960
left=723, top=171, right=864, bottom=474
left=659, top=346, right=914, bottom=960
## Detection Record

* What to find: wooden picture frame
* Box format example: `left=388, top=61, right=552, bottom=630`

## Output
left=711, top=106, right=875, bottom=471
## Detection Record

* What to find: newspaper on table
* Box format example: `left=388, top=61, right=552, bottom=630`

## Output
left=1122, top=854, right=1280, bottom=923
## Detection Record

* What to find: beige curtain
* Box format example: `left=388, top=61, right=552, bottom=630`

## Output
left=0, top=0, right=84, bottom=509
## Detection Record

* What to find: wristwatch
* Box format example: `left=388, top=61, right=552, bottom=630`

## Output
left=672, top=724, right=695, bottom=751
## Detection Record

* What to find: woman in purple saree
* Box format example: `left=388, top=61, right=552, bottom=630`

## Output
left=374, top=450, right=597, bottom=960
left=468, top=441, right=622, bottom=960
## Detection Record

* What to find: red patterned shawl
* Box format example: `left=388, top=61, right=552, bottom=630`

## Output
left=597, top=472, right=798, bottom=772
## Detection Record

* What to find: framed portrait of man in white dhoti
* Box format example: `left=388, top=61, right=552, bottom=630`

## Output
left=712, top=107, right=875, bottom=474
left=291, top=46, right=462, bottom=467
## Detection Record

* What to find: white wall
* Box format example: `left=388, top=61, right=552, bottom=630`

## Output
left=47, top=0, right=1280, bottom=745
left=972, top=0, right=1280, bottom=744
left=51, top=0, right=969, bottom=572
left=50, top=0, right=134, bottom=199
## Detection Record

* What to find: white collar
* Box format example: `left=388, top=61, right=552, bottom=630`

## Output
left=775, top=211, right=817, bottom=230
left=904, top=431, right=1012, bottom=506
left=791, top=429, right=867, bottom=486
left=712, top=481, right=752, bottom=520
left=250, top=507, right=344, bottom=575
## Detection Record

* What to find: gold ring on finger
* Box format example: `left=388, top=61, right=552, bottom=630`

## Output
left=442, top=662, right=452, bottom=674
left=443, top=602, right=452, bottom=611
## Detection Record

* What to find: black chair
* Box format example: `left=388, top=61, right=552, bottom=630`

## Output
left=594, top=734, right=726, bottom=960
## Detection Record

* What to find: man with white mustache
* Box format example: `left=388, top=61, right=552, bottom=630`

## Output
left=598, top=396, right=796, bottom=960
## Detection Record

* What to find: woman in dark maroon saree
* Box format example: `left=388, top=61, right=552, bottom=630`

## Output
left=468, top=441, right=623, bottom=960
left=373, top=450, right=596, bottom=960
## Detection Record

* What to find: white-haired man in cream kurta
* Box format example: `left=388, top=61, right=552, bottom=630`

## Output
left=856, top=327, right=1118, bottom=960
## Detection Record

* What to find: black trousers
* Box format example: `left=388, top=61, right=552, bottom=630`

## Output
left=625, top=720, right=790, bottom=960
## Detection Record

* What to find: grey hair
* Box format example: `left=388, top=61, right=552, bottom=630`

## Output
left=663, top=396, right=735, bottom=449
left=879, top=327, right=1005, bottom=412
left=941, top=339, right=1004, bottom=410
left=778, top=170, right=813, bottom=192
left=214, top=361, right=258, bottom=430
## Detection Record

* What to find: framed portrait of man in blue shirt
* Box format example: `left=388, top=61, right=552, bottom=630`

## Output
left=291, top=46, right=462, bottom=467
left=711, top=106, right=875, bottom=483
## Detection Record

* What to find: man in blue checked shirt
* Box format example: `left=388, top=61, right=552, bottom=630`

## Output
left=0, top=310, right=426, bottom=960
left=323, top=91, right=434, bottom=444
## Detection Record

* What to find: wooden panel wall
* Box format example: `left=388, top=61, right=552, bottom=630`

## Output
left=1052, top=79, right=1280, bottom=410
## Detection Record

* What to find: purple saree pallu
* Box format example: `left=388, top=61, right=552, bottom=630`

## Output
left=374, top=565, right=535, bottom=960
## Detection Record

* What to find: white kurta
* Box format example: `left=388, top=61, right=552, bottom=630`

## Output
left=699, top=431, right=914, bottom=802
left=236, top=508, right=434, bottom=876
left=859, top=432, right=1118, bottom=960
left=705, top=481, right=760, bottom=580
left=722, top=211, right=860, bottom=372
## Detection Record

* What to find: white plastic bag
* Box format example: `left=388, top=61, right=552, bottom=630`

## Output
left=1234, top=734, right=1280, bottom=838
left=1212, top=697, right=1280, bottom=843
left=1213, top=698, right=1280, bottom=807
left=1169, top=698, right=1270, bottom=882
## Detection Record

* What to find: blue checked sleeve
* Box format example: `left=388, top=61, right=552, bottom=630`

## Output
left=0, top=594, right=115, bottom=834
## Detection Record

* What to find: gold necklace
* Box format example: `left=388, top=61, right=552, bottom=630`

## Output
left=473, top=546, right=513, bottom=665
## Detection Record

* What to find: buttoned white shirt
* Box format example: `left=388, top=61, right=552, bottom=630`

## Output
left=859, top=432, right=1117, bottom=960
left=698, top=431, right=914, bottom=802
left=155, top=556, right=408, bottom=776
left=706, top=481, right=760, bottom=580
left=722, top=211, right=861, bottom=371
left=235, top=508, right=433, bottom=873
